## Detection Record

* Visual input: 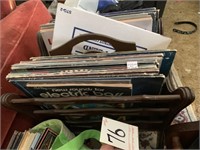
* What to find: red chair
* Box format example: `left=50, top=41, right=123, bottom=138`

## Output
left=0, top=0, right=52, bottom=148
left=0, top=0, right=16, bottom=19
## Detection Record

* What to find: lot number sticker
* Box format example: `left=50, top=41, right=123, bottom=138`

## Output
left=100, top=117, right=139, bottom=150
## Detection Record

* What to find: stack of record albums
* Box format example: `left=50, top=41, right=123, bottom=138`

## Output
left=6, top=49, right=176, bottom=98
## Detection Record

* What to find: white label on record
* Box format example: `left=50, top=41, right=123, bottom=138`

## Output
left=127, top=61, right=138, bottom=69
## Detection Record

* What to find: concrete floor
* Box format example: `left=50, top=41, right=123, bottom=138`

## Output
left=162, top=0, right=200, bottom=119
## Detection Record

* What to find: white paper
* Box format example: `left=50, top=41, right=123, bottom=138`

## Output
left=100, top=117, right=139, bottom=150
left=77, top=0, right=99, bottom=12
left=52, top=3, right=171, bottom=54
left=65, top=0, right=99, bottom=12
left=64, top=0, right=79, bottom=7
left=127, top=61, right=138, bottom=69
left=121, top=17, right=153, bottom=31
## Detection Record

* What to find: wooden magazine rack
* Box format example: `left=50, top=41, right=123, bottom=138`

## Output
left=1, top=34, right=196, bottom=148
left=1, top=87, right=195, bottom=148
